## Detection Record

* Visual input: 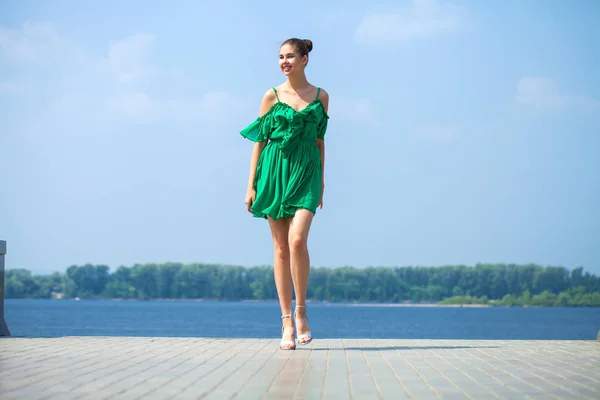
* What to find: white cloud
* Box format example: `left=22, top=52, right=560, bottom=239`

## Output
left=1, top=22, right=249, bottom=125
left=515, top=77, right=599, bottom=112
left=0, top=81, right=20, bottom=93
left=414, top=125, right=459, bottom=143
left=108, top=33, right=156, bottom=84
left=111, top=91, right=251, bottom=122
left=107, top=91, right=153, bottom=116
left=329, top=97, right=377, bottom=124
left=355, top=0, right=463, bottom=45
left=201, top=92, right=249, bottom=116
left=0, top=22, right=64, bottom=62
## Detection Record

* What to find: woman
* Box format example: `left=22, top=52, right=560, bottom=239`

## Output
left=240, top=38, right=329, bottom=350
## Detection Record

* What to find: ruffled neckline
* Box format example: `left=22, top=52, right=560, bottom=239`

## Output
left=263, top=98, right=328, bottom=119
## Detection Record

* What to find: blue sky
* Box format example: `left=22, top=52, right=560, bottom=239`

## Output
left=1, top=0, right=599, bottom=275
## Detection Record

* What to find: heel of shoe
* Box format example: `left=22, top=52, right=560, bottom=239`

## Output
left=279, top=314, right=296, bottom=350
left=294, top=305, right=313, bottom=345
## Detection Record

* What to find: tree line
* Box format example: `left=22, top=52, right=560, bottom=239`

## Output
left=4, top=263, right=600, bottom=306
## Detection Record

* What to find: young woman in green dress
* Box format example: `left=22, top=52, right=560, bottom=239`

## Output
left=240, top=38, right=330, bottom=350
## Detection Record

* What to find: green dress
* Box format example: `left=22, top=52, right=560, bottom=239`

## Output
left=240, top=87, right=329, bottom=220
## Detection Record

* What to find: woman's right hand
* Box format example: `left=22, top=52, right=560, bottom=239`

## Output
left=244, top=189, right=256, bottom=213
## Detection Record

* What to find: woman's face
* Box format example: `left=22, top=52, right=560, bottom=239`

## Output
left=279, top=44, right=305, bottom=76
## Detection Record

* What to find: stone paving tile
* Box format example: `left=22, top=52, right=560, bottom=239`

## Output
left=1, top=337, right=599, bottom=399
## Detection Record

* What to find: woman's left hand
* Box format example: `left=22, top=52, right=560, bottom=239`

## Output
left=319, top=184, right=324, bottom=209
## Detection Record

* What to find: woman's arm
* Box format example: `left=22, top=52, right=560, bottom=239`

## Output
left=246, top=142, right=265, bottom=190
left=245, top=89, right=277, bottom=212
left=317, top=140, right=325, bottom=186
left=316, top=89, right=329, bottom=208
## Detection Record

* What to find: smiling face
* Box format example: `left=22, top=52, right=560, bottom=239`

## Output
left=279, top=43, right=306, bottom=77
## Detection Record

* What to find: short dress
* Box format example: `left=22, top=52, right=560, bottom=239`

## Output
left=240, top=87, right=329, bottom=220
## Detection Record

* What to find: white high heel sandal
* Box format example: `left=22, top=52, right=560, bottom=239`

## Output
left=295, top=305, right=313, bottom=345
left=280, top=314, right=296, bottom=350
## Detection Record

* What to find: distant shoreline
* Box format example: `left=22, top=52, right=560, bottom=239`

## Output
left=7, top=297, right=494, bottom=307
left=7, top=264, right=599, bottom=307
left=10, top=297, right=599, bottom=307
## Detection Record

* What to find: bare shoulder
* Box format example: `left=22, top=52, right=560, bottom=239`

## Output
left=317, top=87, right=329, bottom=112
left=259, top=88, right=277, bottom=116
left=262, top=87, right=277, bottom=102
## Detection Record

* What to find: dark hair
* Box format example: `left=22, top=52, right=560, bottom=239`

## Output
left=281, top=38, right=313, bottom=59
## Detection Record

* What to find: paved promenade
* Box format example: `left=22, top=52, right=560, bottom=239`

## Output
left=0, top=337, right=599, bottom=399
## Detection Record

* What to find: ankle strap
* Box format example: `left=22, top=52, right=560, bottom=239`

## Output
left=296, top=305, right=306, bottom=308
left=281, top=314, right=292, bottom=319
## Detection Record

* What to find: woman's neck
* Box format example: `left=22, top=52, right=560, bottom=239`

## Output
left=286, top=72, right=310, bottom=93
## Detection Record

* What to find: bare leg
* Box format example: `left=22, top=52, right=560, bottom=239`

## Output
left=267, top=216, right=294, bottom=349
left=288, top=209, right=314, bottom=344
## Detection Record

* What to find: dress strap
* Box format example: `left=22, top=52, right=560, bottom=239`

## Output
left=315, top=87, right=321, bottom=100
left=272, top=87, right=280, bottom=102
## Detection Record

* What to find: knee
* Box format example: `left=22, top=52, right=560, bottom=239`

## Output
left=289, top=235, right=307, bottom=252
left=274, top=241, right=290, bottom=262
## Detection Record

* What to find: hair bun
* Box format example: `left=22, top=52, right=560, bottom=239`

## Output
left=303, top=39, right=313, bottom=52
